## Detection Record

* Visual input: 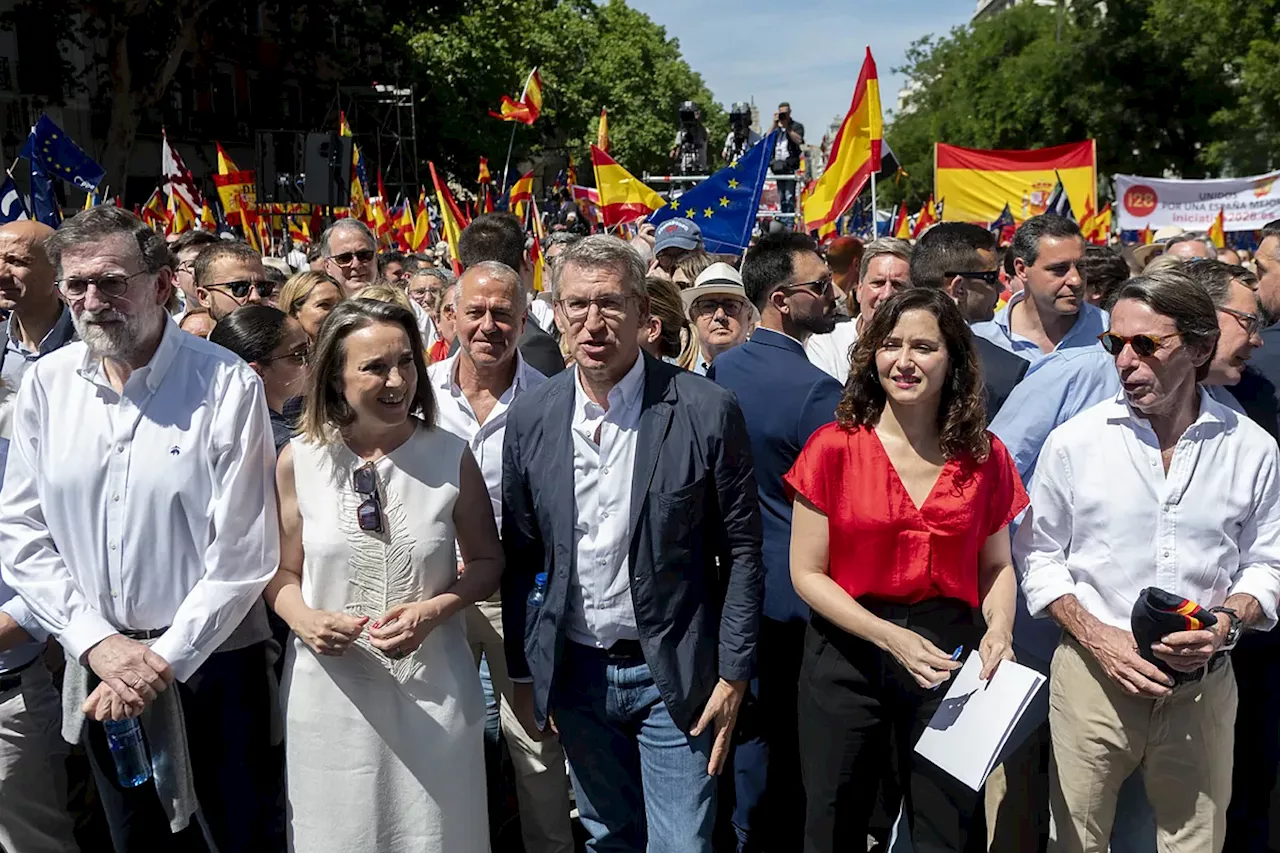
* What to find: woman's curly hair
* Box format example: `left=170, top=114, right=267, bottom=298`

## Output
left=835, top=288, right=991, bottom=462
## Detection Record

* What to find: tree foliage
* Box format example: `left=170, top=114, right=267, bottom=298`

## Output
left=401, top=0, right=726, bottom=187
left=883, top=0, right=1280, bottom=209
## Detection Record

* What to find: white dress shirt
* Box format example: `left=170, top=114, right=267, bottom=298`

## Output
left=563, top=352, right=645, bottom=648
left=0, top=319, right=280, bottom=682
left=805, top=319, right=860, bottom=385
left=428, top=349, right=546, bottom=534
left=1017, top=388, right=1280, bottom=632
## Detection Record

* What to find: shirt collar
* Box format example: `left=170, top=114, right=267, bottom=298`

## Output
left=995, top=289, right=1104, bottom=344
left=1107, top=385, right=1225, bottom=431
left=7, top=303, right=75, bottom=356
left=573, top=350, right=645, bottom=420
left=75, top=315, right=183, bottom=394
left=751, top=326, right=806, bottom=351
left=438, top=348, right=533, bottom=398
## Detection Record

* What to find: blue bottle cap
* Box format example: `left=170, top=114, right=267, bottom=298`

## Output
left=535, top=572, right=547, bottom=586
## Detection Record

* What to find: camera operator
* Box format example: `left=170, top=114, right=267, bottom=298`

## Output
left=770, top=101, right=805, bottom=216
left=669, top=100, right=709, bottom=175
left=723, top=102, right=762, bottom=163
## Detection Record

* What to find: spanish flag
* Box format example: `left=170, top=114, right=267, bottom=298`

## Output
left=598, top=108, right=610, bottom=155
left=489, top=68, right=544, bottom=125
left=140, top=188, right=166, bottom=232
left=934, top=140, right=1096, bottom=224
left=339, top=112, right=369, bottom=220
left=892, top=201, right=911, bottom=239
left=412, top=187, right=431, bottom=252
left=590, top=145, right=665, bottom=228
left=530, top=196, right=549, bottom=293
left=199, top=202, right=217, bottom=232
left=801, top=48, right=882, bottom=234
left=509, top=170, right=534, bottom=221
left=912, top=195, right=938, bottom=238
left=1093, top=203, right=1112, bottom=245
left=430, top=162, right=467, bottom=275
left=214, top=143, right=255, bottom=229
left=477, top=157, right=492, bottom=186
left=1208, top=207, right=1226, bottom=249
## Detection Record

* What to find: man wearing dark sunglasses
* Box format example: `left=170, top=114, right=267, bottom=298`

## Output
left=194, top=240, right=270, bottom=321
left=319, top=219, right=379, bottom=295
left=973, top=214, right=1105, bottom=364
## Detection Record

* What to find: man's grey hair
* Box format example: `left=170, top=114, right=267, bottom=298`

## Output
left=318, top=219, right=376, bottom=258
left=454, top=260, right=528, bottom=314
left=858, top=237, right=913, bottom=282
left=1166, top=231, right=1215, bottom=254
left=1111, top=268, right=1220, bottom=380
left=412, top=266, right=455, bottom=287
left=1181, top=258, right=1258, bottom=308
left=550, top=235, right=647, bottom=301
left=44, top=206, right=174, bottom=277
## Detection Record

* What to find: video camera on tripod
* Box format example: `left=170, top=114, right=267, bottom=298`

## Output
left=672, top=100, right=707, bottom=175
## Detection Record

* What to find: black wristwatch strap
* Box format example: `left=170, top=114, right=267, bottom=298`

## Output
left=1209, top=606, right=1243, bottom=650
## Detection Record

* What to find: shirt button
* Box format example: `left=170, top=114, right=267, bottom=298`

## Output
left=112, top=494, right=120, bottom=502
left=116, top=444, right=124, bottom=453
left=111, top=590, right=118, bottom=598
left=602, top=467, right=609, bottom=475
left=602, top=510, right=610, bottom=518
left=109, top=542, right=116, bottom=551
left=1163, top=551, right=1170, bottom=558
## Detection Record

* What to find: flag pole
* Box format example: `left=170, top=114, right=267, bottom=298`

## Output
left=870, top=170, right=878, bottom=239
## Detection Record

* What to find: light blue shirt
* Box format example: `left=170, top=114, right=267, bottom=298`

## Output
left=0, top=438, right=48, bottom=675
left=990, top=345, right=1244, bottom=661
left=971, top=290, right=1108, bottom=366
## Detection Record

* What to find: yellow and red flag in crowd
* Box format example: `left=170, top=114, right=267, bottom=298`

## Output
left=530, top=196, right=549, bottom=293
left=912, top=195, right=938, bottom=238
left=1078, top=197, right=1097, bottom=241
left=801, top=48, right=882, bottom=234
left=477, top=157, right=492, bottom=186
left=934, top=140, right=1096, bottom=224
left=598, top=108, right=610, bottom=155
left=412, top=187, right=431, bottom=252
left=567, top=155, right=578, bottom=190
left=1208, top=207, right=1226, bottom=249
left=339, top=112, right=369, bottom=220
left=430, top=162, right=467, bottom=275
left=1093, top=203, right=1112, bottom=244
left=892, top=201, right=911, bottom=239
left=509, top=170, right=534, bottom=221
left=489, top=68, right=544, bottom=125
left=214, top=143, right=256, bottom=236
left=1138, top=223, right=1153, bottom=245
left=395, top=201, right=416, bottom=252
left=590, top=145, right=664, bottom=227
left=199, top=202, right=217, bottom=232
left=288, top=216, right=309, bottom=244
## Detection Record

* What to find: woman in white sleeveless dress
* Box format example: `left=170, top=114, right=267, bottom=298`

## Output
left=266, top=299, right=502, bottom=852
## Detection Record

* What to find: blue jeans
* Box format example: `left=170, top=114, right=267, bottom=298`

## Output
left=552, top=643, right=716, bottom=852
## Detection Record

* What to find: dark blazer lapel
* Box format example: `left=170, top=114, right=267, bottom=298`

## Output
left=543, top=373, right=578, bottom=562
left=629, top=355, right=676, bottom=539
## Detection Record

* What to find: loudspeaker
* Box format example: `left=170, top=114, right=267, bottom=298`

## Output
left=302, top=132, right=352, bottom=207
left=255, top=131, right=307, bottom=204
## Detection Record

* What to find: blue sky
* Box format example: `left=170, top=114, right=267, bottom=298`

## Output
left=625, top=0, right=976, bottom=137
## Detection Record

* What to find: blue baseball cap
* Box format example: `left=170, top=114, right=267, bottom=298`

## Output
left=654, top=218, right=704, bottom=255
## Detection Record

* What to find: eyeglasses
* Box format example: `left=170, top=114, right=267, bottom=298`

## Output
left=1220, top=306, right=1262, bottom=337
left=945, top=270, right=1002, bottom=285
left=692, top=298, right=746, bottom=319
left=781, top=276, right=833, bottom=298
left=57, top=271, right=153, bottom=299
left=259, top=346, right=310, bottom=366
left=353, top=462, right=383, bottom=533
left=328, top=249, right=376, bottom=266
left=1098, top=331, right=1180, bottom=358
left=208, top=280, right=275, bottom=301
left=556, top=295, right=633, bottom=322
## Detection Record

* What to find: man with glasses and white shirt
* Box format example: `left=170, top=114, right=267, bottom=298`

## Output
left=194, top=239, right=273, bottom=321
left=320, top=218, right=379, bottom=295
left=1017, top=268, right=1280, bottom=853
left=972, top=215, right=1106, bottom=364
left=0, top=206, right=282, bottom=850
left=428, top=261, right=573, bottom=853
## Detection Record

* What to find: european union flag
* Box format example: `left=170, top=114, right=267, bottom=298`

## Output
left=650, top=130, right=779, bottom=255
left=21, top=115, right=104, bottom=192
left=27, top=161, right=60, bottom=227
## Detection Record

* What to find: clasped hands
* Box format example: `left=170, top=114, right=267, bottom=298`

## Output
left=1087, top=616, right=1229, bottom=699
left=295, top=599, right=444, bottom=660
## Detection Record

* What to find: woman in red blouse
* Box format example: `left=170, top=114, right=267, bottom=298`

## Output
left=786, top=287, right=1027, bottom=853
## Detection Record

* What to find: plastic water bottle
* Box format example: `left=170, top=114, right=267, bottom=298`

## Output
left=103, top=718, right=151, bottom=788
left=527, top=572, right=548, bottom=608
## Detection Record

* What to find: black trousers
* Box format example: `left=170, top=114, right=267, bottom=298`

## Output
left=798, top=600, right=982, bottom=853
left=84, top=642, right=285, bottom=853
left=1225, top=630, right=1280, bottom=852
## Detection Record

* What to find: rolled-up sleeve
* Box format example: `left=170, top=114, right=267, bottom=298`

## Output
left=1015, top=436, right=1080, bottom=619
left=1230, top=446, right=1280, bottom=630
left=0, top=368, right=116, bottom=660
left=150, top=373, right=279, bottom=680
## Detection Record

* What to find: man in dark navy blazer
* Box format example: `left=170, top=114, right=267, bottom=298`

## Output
left=707, top=231, right=843, bottom=851
left=501, top=235, right=764, bottom=852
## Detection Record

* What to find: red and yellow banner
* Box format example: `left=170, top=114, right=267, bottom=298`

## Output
left=590, top=145, right=665, bottom=227
left=509, top=170, right=534, bottom=221
left=489, top=69, right=544, bottom=125
left=430, top=162, right=468, bottom=275
left=801, top=47, right=882, bottom=234
left=934, top=140, right=1096, bottom=225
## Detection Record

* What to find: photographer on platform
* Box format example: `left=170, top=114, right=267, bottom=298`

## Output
left=723, top=102, right=761, bottom=163
left=770, top=102, right=805, bottom=216
left=670, top=100, right=709, bottom=175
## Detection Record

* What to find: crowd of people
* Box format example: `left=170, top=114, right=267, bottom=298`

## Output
left=0, top=196, right=1278, bottom=853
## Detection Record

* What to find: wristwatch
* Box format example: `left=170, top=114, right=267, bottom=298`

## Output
left=1209, top=606, right=1243, bottom=651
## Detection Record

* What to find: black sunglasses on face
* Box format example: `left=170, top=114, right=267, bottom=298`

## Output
left=209, top=279, right=274, bottom=300
left=1099, top=332, right=1179, bottom=358
left=945, top=270, right=1002, bottom=285
left=329, top=249, right=376, bottom=266
left=353, top=463, right=383, bottom=533
left=782, top=276, right=833, bottom=298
